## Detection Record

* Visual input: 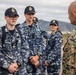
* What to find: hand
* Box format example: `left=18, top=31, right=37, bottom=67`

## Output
left=30, top=58, right=40, bottom=67
left=8, top=62, right=18, bottom=73
left=30, top=58, right=35, bottom=65
left=30, top=55, right=39, bottom=63
left=34, top=61, right=40, bottom=67
left=45, top=60, right=49, bottom=66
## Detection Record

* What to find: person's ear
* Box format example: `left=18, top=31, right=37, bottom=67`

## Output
left=5, top=16, right=7, bottom=19
left=24, top=14, right=26, bottom=16
left=72, top=12, right=76, bottom=19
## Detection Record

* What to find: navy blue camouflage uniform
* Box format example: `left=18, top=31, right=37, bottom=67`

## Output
left=17, top=22, right=46, bottom=75
left=17, top=24, right=30, bottom=75
left=0, top=26, right=22, bottom=75
left=45, top=31, right=63, bottom=75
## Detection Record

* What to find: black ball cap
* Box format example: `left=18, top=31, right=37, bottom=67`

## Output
left=24, top=6, right=36, bottom=14
left=33, top=17, right=38, bottom=23
left=5, top=7, right=19, bottom=17
left=50, top=19, right=59, bottom=26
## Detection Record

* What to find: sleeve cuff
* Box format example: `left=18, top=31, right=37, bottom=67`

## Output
left=37, top=52, right=42, bottom=57
left=2, top=63, right=10, bottom=69
left=37, top=54, right=40, bottom=57
left=17, top=61, right=21, bottom=67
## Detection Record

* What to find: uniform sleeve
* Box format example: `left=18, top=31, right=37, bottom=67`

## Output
left=35, top=26, right=46, bottom=56
left=39, top=26, right=49, bottom=39
left=62, top=42, right=70, bottom=70
left=48, top=35, right=63, bottom=64
left=62, top=31, right=76, bottom=74
left=15, top=45, right=23, bottom=67
left=21, top=34, right=30, bottom=64
left=44, top=39, right=51, bottom=60
left=36, top=37, right=45, bottom=57
left=41, top=31, right=49, bottom=39
left=0, top=31, right=10, bottom=69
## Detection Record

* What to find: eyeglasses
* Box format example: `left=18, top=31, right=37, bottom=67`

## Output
left=27, top=13, right=35, bottom=15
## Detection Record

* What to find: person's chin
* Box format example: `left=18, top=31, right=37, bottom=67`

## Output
left=51, top=29, right=55, bottom=31
left=11, top=24, right=15, bottom=26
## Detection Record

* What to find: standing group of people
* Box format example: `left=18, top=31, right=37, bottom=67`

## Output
left=0, top=1, right=76, bottom=75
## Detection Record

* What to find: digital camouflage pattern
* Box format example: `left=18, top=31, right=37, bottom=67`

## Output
left=0, top=26, right=22, bottom=75
left=45, top=31, right=63, bottom=75
left=62, top=29, right=76, bottom=75
left=17, top=22, right=46, bottom=75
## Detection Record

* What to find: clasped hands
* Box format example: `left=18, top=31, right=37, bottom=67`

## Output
left=8, top=62, right=18, bottom=74
left=29, top=55, right=40, bottom=67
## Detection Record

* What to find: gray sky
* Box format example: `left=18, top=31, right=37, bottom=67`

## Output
left=0, top=0, right=75, bottom=25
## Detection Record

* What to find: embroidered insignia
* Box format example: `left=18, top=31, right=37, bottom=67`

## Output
left=29, top=7, right=32, bottom=11
left=11, top=8, right=15, bottom=12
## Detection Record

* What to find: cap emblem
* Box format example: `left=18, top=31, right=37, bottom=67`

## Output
left=29, top=6, right=32, bottom=11
left=11, top=8, right=15, bottom=12
left=53, top=20, right=56, bottom=23
left=34, top=17, right=36, bottom=21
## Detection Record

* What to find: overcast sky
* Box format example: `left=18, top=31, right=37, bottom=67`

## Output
left=0, top=0, right=75, bottom=26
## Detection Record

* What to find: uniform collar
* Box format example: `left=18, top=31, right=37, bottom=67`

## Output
left=4, top=25, right=17, bottom=33
left=23, top=21, right=35, bottom=27
left=51, top=31, right=58, bottom=35
left=4, top=25, right=9, bottom=33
